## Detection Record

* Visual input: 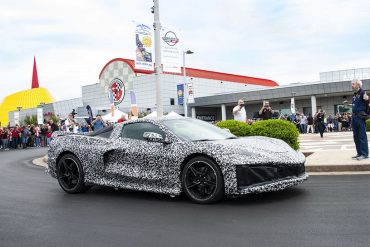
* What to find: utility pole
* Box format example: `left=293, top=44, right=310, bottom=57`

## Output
left=153, top=0, right=163, bottom=117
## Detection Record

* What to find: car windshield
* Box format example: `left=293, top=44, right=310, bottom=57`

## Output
left=162, top=118, right=236, bottom=142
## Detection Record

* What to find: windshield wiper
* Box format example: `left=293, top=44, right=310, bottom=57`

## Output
left=225, top=136, right=238, bottom=139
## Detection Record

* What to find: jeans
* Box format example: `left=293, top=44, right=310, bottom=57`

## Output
left=1, top=139, right=8, bottom=149
left=35, top=137, right=41, bottom=147
left=352, top=115, right=369, bottom=157
left=47, top=138, right=51, bottom=146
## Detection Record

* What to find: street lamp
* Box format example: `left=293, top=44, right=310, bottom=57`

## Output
left=183, top=50, right=194, bottom=117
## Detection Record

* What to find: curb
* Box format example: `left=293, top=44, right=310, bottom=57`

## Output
left=306, top=164, right=370, bottom=172
left=32, top=155, right=48, bottom=168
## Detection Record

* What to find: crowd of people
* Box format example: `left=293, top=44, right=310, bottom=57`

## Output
left=0, top=120, right=59, bottom=150
left=0, top=113, right=129, bottom=151
left=280, top=111, right=354, bottom=135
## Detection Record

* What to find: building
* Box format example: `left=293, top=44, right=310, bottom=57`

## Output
left=8, top=58, right=278, bottom=125
left=189, top=68, right=370, bottom=121
left=7, top=57, right=370, bottom=125
left=0, top=57, right=54, bottom=126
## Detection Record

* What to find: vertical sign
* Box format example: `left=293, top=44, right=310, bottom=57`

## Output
left=37, top=108, right=43, bottom=125
left=291, top=98, right=296, bottom=114
left=14, top=112, right=20, bottom=126
left=187, top=81, right=195, bottom=104
left=177, top=84, right=184, bottom=105
left=161, top=30, right=181, bottom=73
left=134, top=23, right=154, bottom=71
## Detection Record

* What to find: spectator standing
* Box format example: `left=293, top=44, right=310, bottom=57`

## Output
left=258, top=101, right=273, bottom=120
left=34, top=126, right=41, bottom=147
left=307, top=114, right=314, bottom=134
left=233, top=99, right=247, bottom=123
left=49, top=120, right=59, bottom=132
left=349, top=79, right=369, bottom=160
left=92, top=114, right=107, bottom=131
left=11, top=127, right=19, bottom=149
left=46, top=126, right=53, bottom=146
left=21, top=126, right=30, bottom=149
left=337, top=113, right=343, bottom=131
left=299, top=113, right=307, bottom=134
left=1, top=128, right=9, bottom=150
left=327, top=115, right=334, bottom=132
left=315, top=110, right=326, bottom=138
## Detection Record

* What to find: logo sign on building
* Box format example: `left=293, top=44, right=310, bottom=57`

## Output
left=162, top=30, right=181, bottom=73
left=177, top=84, right=184, bottom=105
left=37, top=108, right=43, bottom=125
left=196, top=115, right=216, bottom=122
left=109, top=78, right=125, bottom=106
left=187, top=81, right=195, bottom=104
left=134, top=23, right=154, bottom=71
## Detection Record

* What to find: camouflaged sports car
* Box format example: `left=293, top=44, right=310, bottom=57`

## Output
left=47, top=117, right=308, bottom=204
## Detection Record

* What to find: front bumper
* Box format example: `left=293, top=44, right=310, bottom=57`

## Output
left=230, top=164, right=308, bottom=195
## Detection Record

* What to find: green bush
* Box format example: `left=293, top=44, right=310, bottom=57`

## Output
left=366, top=119, right=370, bottom=131
left=215, top=119, right=299, bottom=150
left=249, top=119, right=300, bottom=150
left=215, top=120, right=252, bottom=137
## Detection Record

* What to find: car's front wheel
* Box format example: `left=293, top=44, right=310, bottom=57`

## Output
left=182, top=156, right=224, bottom=204
left=57, top=154, right=91, bottom=193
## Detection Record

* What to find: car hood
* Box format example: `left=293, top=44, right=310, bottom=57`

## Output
left=208, top=136, right=305, bottom=165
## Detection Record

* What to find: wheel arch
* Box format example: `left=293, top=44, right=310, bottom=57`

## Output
left=180, top=153, right=222, bottom=179
left=56, top=151, right=80, bottom=167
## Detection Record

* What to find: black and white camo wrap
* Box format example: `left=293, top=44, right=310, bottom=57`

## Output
left=47, top=118, right=308, bottom=197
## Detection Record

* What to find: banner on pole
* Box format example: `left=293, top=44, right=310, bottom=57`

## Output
left=290, top=98, right=296, bottom=114
left=161, top=30, right=181, bottom=73
left=187, top=82, right=194, bottom=104
left=14, top=112, right=20, bottom=126
left=177, top=84, right=184, bottom=105
left=37, top=108, right=43, bottom=125
left=134, top=23, right=154, bottom=71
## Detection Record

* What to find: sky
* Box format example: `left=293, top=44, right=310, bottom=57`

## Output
left=1, top=0, right=370, bottom=102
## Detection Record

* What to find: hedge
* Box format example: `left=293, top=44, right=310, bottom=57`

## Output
left=215, top=120, right=252, bottom=137
left=215, top=119, right=299, bottom=150
left=366, top=119, right=370, bottom=131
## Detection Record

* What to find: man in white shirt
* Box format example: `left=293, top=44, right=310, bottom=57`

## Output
left=233, top=99, right=247, bottom=122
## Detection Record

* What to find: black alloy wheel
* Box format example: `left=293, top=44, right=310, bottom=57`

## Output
left=57, top=154, right=91, bottom=194
left=182, top=156, right=224, bottom=204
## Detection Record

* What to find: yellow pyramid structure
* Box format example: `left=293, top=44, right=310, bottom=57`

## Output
left=0, top=57, right=55, bottom=126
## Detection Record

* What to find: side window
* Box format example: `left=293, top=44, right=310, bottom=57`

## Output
left=121, top=123, right=166, bottom=141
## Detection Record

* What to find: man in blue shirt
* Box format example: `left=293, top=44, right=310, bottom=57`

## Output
left=92, top=114, right=107, bottom=131
left=350, top=79, right=369, bottom=160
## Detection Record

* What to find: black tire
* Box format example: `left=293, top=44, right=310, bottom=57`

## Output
left=57, top=154, right=91, bottom=194
left=182, top=156, right=224, bottom=204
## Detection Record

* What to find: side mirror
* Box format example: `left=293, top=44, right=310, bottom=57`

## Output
left=143, top=132, right=165, bottom=143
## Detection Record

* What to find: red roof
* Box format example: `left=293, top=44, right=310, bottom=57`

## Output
left=99, top=58, right=278, bottom=87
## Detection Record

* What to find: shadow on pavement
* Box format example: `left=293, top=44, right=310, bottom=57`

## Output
left=58, top=185, right=308, bottom=206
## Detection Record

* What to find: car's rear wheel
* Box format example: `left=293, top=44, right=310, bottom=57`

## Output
left=57, top=154, right=91, bottom=193
left=182, top=156, right=224, bottom=204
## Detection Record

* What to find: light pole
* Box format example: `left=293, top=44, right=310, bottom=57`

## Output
left=153, top=0, right=163, bottom=117
left=183, top=50, right=194, bottom=117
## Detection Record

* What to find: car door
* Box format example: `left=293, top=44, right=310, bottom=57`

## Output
left=104, top=122, right=173, bottom=184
